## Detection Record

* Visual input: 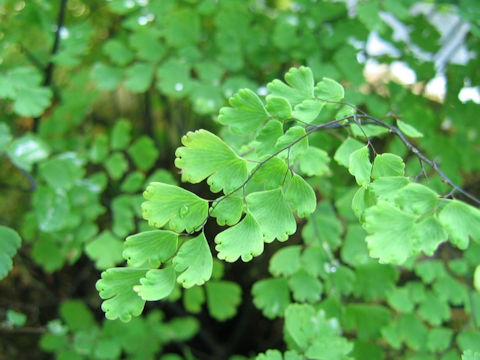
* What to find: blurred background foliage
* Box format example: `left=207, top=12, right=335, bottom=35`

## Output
left=0, top=0, right=480, bottom=359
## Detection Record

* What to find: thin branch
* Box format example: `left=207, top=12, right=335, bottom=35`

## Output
left=358, top=113, right=480, bottom=205
left=33, top=0, right=68, bottom=132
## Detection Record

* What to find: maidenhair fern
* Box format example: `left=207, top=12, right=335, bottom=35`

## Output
left=96, top=67, right=480, bottom=359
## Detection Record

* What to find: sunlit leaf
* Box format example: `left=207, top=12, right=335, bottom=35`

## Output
left=247, top=188, right=296, bottom=242
left=439, top=200, right=480, bottom=249
left=267, top=66, right=314, bottom=106
left=218, top=89, right=269, bottom=134
left=173, top=232, right=212, bottom=288
left=349, top=146, right=372, bottom=187
left=134, top=266, right=176, bottom=301
left=214, top=213, right=263, bottom=262
left=364, top=201, right=416, bottom=264
left=371, top=153, right=405, bottom=180
left=141, top=183, right=208, bottom=233
left=96, top=268, right=148, bottom=322
left=175, top=129, right=248, bottom=193
left=123, top=230, right=178, bottom=268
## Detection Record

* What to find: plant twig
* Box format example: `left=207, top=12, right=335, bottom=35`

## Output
left=33, top=0, right=68, bottom=132
left=358, top=113, right=480, bottom=205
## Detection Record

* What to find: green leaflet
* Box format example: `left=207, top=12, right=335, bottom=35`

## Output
left=134, top=266, right=176, bottom=301
left=141, top=183, right=208, bottom=233
left=6, top=310, right=27, bottom=328
left=127, top=136, right=159, bottom=171
left=343, top=304, right=392, bottom=340
left=418, top=291, right=451, bottom=326
left=368, top=176, right=409, bottom=201
left=7, top=133, right=50, bottom=172
left=85, top=231, right=124, bottom=269
left=175, top=129, right=248, bottom=193
left=475, top=265, right=480, bottom=293
left=39, top=153, right=85, bottom=190
left=252, top=277, right=291, bottom=319
left=387, top=287, right=415, bottom=313
left=285, top=304, right=353, bottom=359
left=60, top=300, right=95, bottom=332
left=269, top=245, right=302, bottom=277
left=340, top=224, right=370, bottom=267
left=349, top=146, right=372, bottom=187
left=293, top=99, right=324, bottom=123
left=284, top=173, right=317, bottom=217
left=205, top=280, right=242, bottom=321
left=214, top=213, right=264, bottom=262
left=334, top=137, right=365, bottom=168
left=120, top=171, right=145, bottom=193
left=252, top=157, right=289, bottom=190
left=210, top=196, right=244, bottom=226
left=302, top=202, right=343, bottom=249
left=256, top=350, right=303, bottom=360
left=275, top=126, right=308, bottom=160
left=218, top=88, right=269, bottom=134
left=438, top=200, right=480, bottom=249
left=463, top=350, right=480, bottom=360
left=183, top=286, right=205, bottom=313
left=0, top=226, right=21, bottom=280
left=124, top=62, right=154, bottom=93
left=110, top=119, right=132, bottom=150
left=256, top=120, right=284, bottom=159
left=246, top=188, right=297, bottom=243
left=413, top=216, right=448, bottom=256
left=394, top=183, right=439, bottom=215
left=267, top=66, right=314, bottom=106
left=288, top=269, right=323, bottom=303
left=123, top=230, right=178, bottom=268
left=96, top=268, right=148, bottom=322
left=266, top=95, right=293, bottom=119
left=298, top=146, right=331, bottom=177
left=364, top=201, right=416, bottom=264
left=33, top=187, right=70, bottom=232
left=371, top=153, right=405, bottom=179
left=397, top=119, right=424, bottom=138
left=173, top=232, right=212, bottom=288
left=314, top=77, right=345, bottom=101
left=156, top=59, right=192, bottom=97
left=0, top=67, right=53, bottom=117
left=105, top=152, right=128, bottom=180
left=91, top=62, right=123, bottom=90
left=353, top=263, right=399, bottom=301
left=103, top=39, right=133, bottom=66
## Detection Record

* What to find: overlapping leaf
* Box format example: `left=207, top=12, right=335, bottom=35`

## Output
left=134, top=266, right=176, bottom=301
left=96, top=268, right=148, bottom=322
left=246, top=188, right=296, bottom=242
left=173, top=233, right=212, bottom=288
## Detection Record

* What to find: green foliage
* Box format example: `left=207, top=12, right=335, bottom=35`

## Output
left=2, top=1, right=480, bottom=359
left=0, top=226, right=21, bottom=280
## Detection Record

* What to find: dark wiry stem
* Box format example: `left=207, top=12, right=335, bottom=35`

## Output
left=33, top=0, right=68, bottom=132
